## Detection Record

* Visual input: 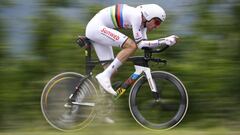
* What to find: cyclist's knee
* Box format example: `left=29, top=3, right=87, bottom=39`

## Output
left=122, top=38, right=137, bottom=51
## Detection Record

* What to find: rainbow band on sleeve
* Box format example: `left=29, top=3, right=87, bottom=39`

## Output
left=110, top=4, right=124, bottom=28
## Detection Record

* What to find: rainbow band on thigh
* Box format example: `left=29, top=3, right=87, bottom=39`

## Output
left=110, top=4, right=124, bottom=28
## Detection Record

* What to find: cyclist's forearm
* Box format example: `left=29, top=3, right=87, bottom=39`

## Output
left=137, top=39, right=165, bottom=49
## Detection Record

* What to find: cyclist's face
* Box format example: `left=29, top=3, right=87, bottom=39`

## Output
left=146, top=18, right=162, bottom=32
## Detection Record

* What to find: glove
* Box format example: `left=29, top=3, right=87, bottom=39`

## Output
left=163, top=35, right=179, bottom=46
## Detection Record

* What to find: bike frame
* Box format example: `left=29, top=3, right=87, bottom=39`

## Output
left=113, top=65, right=157, bottom=99
left=70, top=38, right=168, bottom=102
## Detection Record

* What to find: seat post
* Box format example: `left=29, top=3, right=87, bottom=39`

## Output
left=76, top=36, right=95, bottom=75
left=85, top=44, right=92, bottom=75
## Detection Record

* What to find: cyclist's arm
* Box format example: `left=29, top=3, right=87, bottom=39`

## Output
left=136, top=27, right=165, bottom=49
left=137, top=39, right=166, bottom=49
left=142, top=27, right=148, bottom=40
left=137, top=35, right=179, bottom=49
left=132, top=22, right=166, bottom=49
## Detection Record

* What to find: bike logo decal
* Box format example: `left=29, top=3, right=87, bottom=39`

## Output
left=131, top=74, right=140, bottom=80
left=126, top=77, right=136, bottom=86
left=100, top=28, right=120, bottom=41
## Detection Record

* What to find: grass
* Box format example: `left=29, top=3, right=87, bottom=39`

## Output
left=0, top=127, right=239, bottom=135
left=0, top=120, right=239, bottom=135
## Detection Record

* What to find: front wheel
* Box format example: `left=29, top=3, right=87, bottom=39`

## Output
left=129, top=71, right=188, bottom=130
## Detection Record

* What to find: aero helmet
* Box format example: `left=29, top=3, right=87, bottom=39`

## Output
left=137, top=4, right=166, bottom=22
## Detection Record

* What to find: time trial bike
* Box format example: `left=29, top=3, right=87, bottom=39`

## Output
left=40, top=36, right=188, bottom=131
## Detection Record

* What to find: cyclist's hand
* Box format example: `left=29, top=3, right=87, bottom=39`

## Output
left=163, top=35, right=179, bottom=46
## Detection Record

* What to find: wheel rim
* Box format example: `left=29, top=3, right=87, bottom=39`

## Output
left=41, top=72, right=97, bottom=131
left=129, top=71, right=188, bottom=130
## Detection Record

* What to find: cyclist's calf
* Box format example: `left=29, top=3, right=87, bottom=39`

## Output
left=117, top=38, right=137, bottom=62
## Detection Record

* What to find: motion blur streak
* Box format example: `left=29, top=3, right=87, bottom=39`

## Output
left=0, top=0, right=239, bottom=134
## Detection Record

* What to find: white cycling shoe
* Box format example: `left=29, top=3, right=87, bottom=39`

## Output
left=96, top=73, right=117, bottom=96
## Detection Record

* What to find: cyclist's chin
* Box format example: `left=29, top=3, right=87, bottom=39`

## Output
left=147, top=28, right=153, bottom=32
left=147, top=26, right=156, bottom=32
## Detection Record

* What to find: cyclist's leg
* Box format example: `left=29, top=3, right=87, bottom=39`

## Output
left=95, top=39, right=137, bottom=96
left=86, top=26, right=137, bottom=95
left=116, top=38, right=137, bottom=62
left=86, top=25, right=128, bottom=64
left=92, top=42, right=121, bottom=80
left=91, top=42, right=114, bottom=63
left=99, top=38, right=137, bottom=79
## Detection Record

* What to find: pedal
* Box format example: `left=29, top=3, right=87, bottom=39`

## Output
left=64, top=103, right=72, bottom=108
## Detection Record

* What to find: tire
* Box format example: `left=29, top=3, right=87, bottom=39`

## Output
left=41, top=72, right=97, bottom=131
left=129, top=71, right=188, bottom=130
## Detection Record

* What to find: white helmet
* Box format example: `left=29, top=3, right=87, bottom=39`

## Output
left=137, top=4, right=166, bottom=22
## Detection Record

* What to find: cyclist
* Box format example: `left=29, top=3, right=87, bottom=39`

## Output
left=85, top=4, right=178, bottom=96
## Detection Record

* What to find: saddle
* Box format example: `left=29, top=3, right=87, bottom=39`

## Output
left=76, top=36, right=92, bottom=48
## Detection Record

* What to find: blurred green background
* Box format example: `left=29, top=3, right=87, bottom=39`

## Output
left=0, top=0, right=239, bottom=134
